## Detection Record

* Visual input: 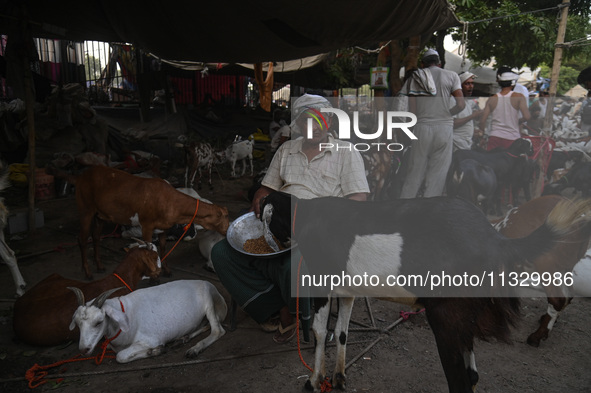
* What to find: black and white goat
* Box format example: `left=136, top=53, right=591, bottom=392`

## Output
left=260, top=191, right=591, bottom=393
left=0, top=164, right=26, bottom=297
left=69, top=280, right=227, bottom=363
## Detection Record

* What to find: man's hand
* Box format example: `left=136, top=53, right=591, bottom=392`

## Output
left=251, top=186, right=273, bottom=218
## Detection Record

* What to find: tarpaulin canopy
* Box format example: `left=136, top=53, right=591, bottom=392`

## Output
left=1, top=0, right=460, bottom=63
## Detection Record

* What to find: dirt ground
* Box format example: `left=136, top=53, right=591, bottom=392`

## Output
left=1, top=164, right=591, bottom=393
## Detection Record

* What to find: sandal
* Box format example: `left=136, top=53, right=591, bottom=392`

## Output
left=272, top=321, right=298, bottom=344
left=259, top=315, right=280, bottom=333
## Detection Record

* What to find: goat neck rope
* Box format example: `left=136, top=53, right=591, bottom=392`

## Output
left=112, top=273, right=133, bottom=292
left=505, top=151, right=521, bottom=158
left=104, top=299, right=125, bottom=345
left=292, top=201, right=298, bottom=236
left=185, top=199, right=200, bottom=231
left=163, top=199, right=200, bottom=262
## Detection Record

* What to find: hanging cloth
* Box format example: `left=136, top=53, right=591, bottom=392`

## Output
left=254, top=62, right=274, bottom=112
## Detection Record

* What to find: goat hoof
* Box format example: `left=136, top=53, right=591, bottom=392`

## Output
left=304, top=379, right=314, bottom=391
left=527, top=331, right=547, bottom=347
left=333, top=373, right=346, bottom=390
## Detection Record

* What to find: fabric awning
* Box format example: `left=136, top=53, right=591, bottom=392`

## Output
left=2, top=0, right=460, bottom=63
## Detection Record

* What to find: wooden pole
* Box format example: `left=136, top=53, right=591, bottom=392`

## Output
left=542, top=0, right=570, bottom=134
left=19, top=8, right=37, bottom=234
left=533, top=0, right=569, bottom=199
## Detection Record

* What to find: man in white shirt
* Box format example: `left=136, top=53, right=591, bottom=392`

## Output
left=452, top=71, right=481, bottom=150
left=400, top=49, right=465, bottom=198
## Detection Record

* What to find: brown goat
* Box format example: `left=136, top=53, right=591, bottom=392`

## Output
left=59, top=165, right=229, bottom=278
left=493, top=195, right=591, bottom=347
left=12, top=246, right=161, bottom=346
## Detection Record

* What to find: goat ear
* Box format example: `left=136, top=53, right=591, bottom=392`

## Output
left=104, top=304, right=130, bottom=332
left=69, top=310, right=79, bottom=331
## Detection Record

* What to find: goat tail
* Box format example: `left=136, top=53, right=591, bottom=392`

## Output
left=545, top=197, right=591, bottom=237
left=505, top=197, right=591, bottom=270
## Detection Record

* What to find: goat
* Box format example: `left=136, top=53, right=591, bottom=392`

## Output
left=451, top=138, right=533, bottom=215
left=0, top=163, right=26, bottom=297
left=508, top=156, right=538, bottom=207
left=49, top=165, right=229, bottom=279
left=12, top=244, right=161, bottom=346
left=260, top=191, right=591, bottom=392
left=225, top=137, right=253, bottom=178
left=69, top=279, right=227, bottom=363
left=120, top=187, right=206, bottom=242
left=543, top=162, right=591, bottom=197
left=448, top=158, right=497, bottom=213
left=179, top=141, right=225, bottom=190
left=493, top=195, right=591, bottom=347
left=546, top=150, right=584, bottom=180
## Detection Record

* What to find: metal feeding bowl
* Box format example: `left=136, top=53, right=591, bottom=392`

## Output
left=226, top=212, right=293, bottom=257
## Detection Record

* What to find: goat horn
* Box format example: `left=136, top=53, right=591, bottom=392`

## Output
left=91, top=287, right=125, bottom=309
left=67, top=287, right=85, bottom=306
left=131, top=237, right=148, bottom=246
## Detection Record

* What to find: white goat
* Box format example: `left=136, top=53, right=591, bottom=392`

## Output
left=69, top=280, right=227, bottom=363
left=196, top=229, right=226, bottom=272
left=0, top=164, right=26, bottom=297
left=225, top=138, right=253, bottom=178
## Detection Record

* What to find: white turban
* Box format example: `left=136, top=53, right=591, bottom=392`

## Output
left=290, top=94, right=333, bottom=129
left=497, top=72, right=518, bottom=86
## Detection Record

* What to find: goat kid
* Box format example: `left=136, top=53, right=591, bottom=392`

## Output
left=493, top=195, right=591, bottom=347
left=13, top=244, right=161, bottom=346
left=0, top=164, right=26, bottom=297
left=261, top=191, right=591, bottom=393
left=69, top=280, right=227, bottom=363
left=179, top=141, right=225, bottom=190
left=52, top=165, right=229, bottom=279
left=225, top=137, right=253, bottom=178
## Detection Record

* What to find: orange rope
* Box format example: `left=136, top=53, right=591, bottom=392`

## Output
left=292, top=201, right=298, bottom=236
left=113, top=273, right=133, bottom=292
left=162, top=199, right=200, bottom=262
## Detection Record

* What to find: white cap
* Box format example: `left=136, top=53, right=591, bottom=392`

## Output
left=459, top=72, right=477, bottom=84
left=422, top=48, right=439, bottom=60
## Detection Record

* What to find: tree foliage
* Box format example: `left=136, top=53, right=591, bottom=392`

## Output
left=450, top=0, right=591, bottom=70
left=539, top=64, right=581, bottom=94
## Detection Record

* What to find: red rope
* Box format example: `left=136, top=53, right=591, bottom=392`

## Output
left=26, top=287, right=131, bottom=388
left=162, top=199, right=200, bottom=262
left=400, top=308, right=425, bottom=320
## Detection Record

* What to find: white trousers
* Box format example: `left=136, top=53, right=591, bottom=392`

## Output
left=400, top=123, right=453, bottom=198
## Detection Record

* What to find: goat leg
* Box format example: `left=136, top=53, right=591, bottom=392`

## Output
left=332, top=297, right=354, bottom=390
left=156, top=231, right=171, bottom=277
left=306, top=299, right=331, bottom=392
left=92, top=217, right=106, bottom=274
left=78, top=214, right=95, bottom=279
